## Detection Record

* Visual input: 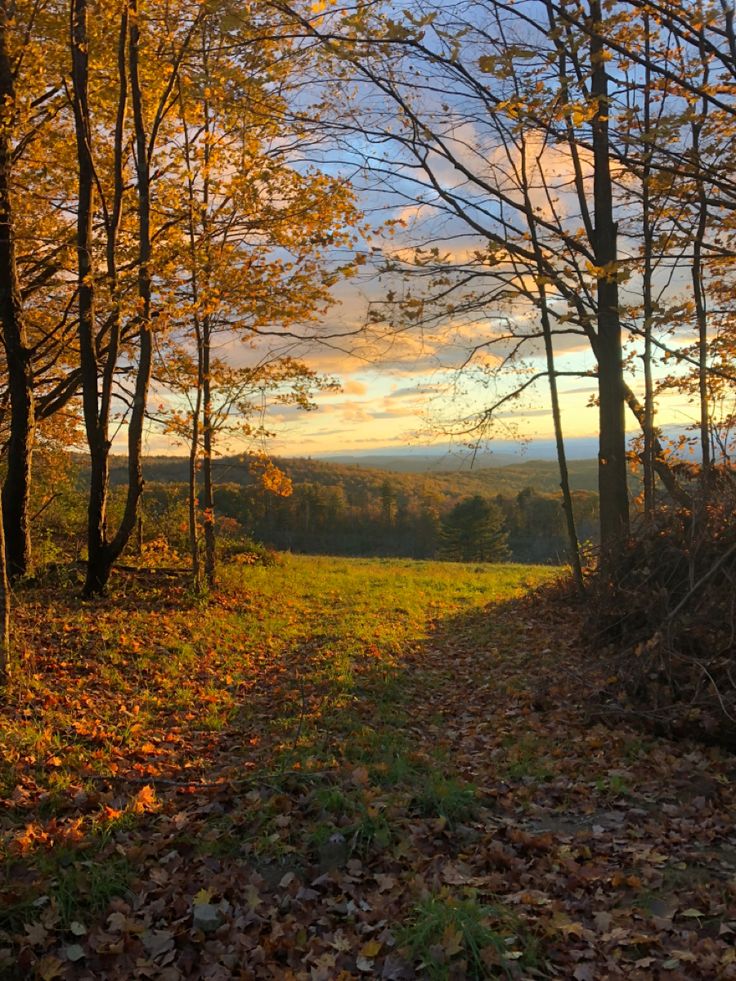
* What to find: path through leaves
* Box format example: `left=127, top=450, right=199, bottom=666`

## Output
left=1, top=557, right=735, bottom=978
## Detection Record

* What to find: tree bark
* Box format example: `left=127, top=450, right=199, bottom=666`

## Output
left=0, top=4, right=35, bottom=581
left=105, top=0, right=153, bottom=575
left=589, top=0, right=629, bottom=564
left=198, top=51, right=216, bottom=589
left=517, top=129, right=584, bottom=590
left=87, top=0, right=152, bottom=595
left=177, top=74, right=203, bottom=589
left=641, top=12, right=655, bottom=520
left=690, top=29, right=711, bottom=491
left=202, top=316, right=216, bottom=588
left=72, top=0, right=152, bottom=596
left=71, top=0, right=109, bottom=596
left=0, top=490, right=10, bottom=685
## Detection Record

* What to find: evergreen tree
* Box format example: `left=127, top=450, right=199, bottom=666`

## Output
left=440, top=496, right=509, bottom=563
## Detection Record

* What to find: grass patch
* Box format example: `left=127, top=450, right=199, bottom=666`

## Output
left=44, top=853, right=131, bottom=929
left=411, top=773, right=479, bottom=826
left=594, top=772, right=630, bottom=798
left=502, top=734, right=555, bottom=783
left=0, top=555, right=558, bottom=971
left=398, top=893, right=537, bottom=979
left=0, top=848, right=132, bottom=936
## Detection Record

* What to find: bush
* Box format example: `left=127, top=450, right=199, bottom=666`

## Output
left=587, top=484, right=736, bottom=748
left=224, top=536, right=280, bottom=567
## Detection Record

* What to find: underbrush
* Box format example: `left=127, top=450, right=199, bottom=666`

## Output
left=586, top=488, right=736, bottom=747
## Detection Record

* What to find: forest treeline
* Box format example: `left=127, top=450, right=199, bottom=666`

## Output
left=39, top=454, right=599, bottom=565
left=146, top=463, right=599, bottom=564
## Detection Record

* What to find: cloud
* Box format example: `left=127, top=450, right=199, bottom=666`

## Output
left=340, top=379, right=368, bottom=396
left=386, top=385, right=442, bottom=400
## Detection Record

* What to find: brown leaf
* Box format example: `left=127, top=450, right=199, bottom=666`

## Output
left=36, top=955, right=65, bottom=981
left=24, top=922, right=48, bottom=947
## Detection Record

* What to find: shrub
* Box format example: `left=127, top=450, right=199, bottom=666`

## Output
left=587, top=485, right=736, bottom=748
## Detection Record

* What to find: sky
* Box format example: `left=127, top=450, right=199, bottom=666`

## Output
left=141, top=257, right=703, bottom=461
left=140, top=216, right=704, bottom=461
left=138, top=11, right=712, bottom=464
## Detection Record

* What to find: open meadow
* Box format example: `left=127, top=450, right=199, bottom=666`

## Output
left=1, top=556, right=735, bottom=979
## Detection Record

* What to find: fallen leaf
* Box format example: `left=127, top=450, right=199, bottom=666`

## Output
left=360, top=939, right=382, bottom=958
left=24, top=922, right=48, bottom=946
left=193, top=887, right=214, bottom=906
left=36, top=955, right=65, bottom=980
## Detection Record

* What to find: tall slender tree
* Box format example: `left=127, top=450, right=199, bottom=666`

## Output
left=0, top=2, right=36, bottom=581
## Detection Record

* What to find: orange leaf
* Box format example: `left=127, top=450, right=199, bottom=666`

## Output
left=130, top=784, right=158, bottom=814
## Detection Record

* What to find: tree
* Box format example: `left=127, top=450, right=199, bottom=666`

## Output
left=70, top=0, right=203, bottom=596
left=274, top=0, right=736, bottom=565
left=0, top=0, right=82, bottom=580
left=0, top=2, right=36, bottom=581
left=155, top=2, right=363, bottom=587
left=0, top=489, right=9, bottom=684
left=440, top=495, right=509, bottom=562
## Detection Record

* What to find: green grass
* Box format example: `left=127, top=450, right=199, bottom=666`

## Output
left=0, top=847, right=131, bottom=935
left=500, top=733, right=556, bottom=783
left=0, top=553, right=559, bottom=970
left=398, top=893, right=538, bottom=979
left=411, top=774, right=480, bottom=827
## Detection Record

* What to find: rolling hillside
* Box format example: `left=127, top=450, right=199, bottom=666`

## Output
left=107, top=453, right=600, bottom=499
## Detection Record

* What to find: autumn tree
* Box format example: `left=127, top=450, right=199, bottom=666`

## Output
left=0, top=2, right=35, bottom=584
left=155, top=1, right=363, bottom=587
left=273, top=0, right=736, bottom=566
left=0, top=1, right=74, bottom=580
left=69, top=0, right=205, bottom=595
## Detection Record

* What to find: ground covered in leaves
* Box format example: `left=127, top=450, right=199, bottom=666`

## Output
left=1, top=555, right=736, bottom=979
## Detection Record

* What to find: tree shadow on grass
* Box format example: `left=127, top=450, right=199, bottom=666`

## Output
left=1, top=571, right=593, bottom=979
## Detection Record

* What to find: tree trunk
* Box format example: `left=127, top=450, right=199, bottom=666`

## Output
left=541, top=299, right=584, bottom=592
left=641, top=13, right=655, bottom=520
left=589, top=0, right=629, bottom=564
left=188, top=394, right=201, bottom=587
left=0, top=491, right=10, bottom=686
left=72, top=0, right=153, bottom=597
left=102, top=0, right=153, bottom=582
left=690, top=38, right=711, bottom=491
left=0, top=5, right=34, bottom=581
left=71, top=0, right=110, bottom=596
left=520, top=128, right=584, bottom=592
left=199, top=59, right=216, bottom=590
left=178, top=73, right=204, bottom=589
left=202, top=317, right=216, bottom=588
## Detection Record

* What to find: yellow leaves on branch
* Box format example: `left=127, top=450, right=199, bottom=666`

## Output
left=250, top=453, right=293, bottom=498
left=585, top=259, right=630, bottom=284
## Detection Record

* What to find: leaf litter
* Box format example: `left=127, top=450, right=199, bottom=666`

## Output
left=0, top=557, right=735, bottom=978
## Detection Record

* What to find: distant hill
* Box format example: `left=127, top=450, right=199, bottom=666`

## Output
left=314, top=435, right=603, bottom=470
left=93, top=452, right=602, bottom=564
left=106, top=453, right=600, bottom=498
left=313, top=452, right=523, bottom=472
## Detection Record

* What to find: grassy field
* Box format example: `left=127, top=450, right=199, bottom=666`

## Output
left=0, top=556, right=558, bottom=978
left=2, top=555, right=734, bottom=979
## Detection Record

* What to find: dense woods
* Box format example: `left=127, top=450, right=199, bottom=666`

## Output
left=31, top=452, right=600, bottom=563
